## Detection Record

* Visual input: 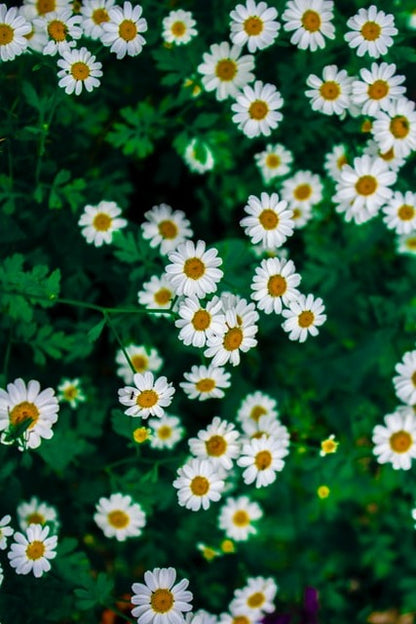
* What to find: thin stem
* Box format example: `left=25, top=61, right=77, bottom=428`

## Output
left=103, top=311, right=136, bottom=375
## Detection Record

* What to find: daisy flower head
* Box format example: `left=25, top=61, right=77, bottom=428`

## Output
left=162, top=9, right=197, bottom=45
left=148, top=413, right=184, bottom=450
left=175, top=295, right=224, bottom=348
left=320, top=434, right=339, bottom=456
left=57, top=378, right=86, bottom=408
left=344, top=5, right=398, bottom=59
left=78, top=200, right=127, bottom=246
left=255, top=143, right=293, bottom=183
left=231, top=80, right=284, bottom=138
left=94, top=493, right=146, bottom=541
left=397, top=233, right=416, bottom=256
left=324, top=144, right=349, bottom=182
left=351, top=62, right=406, bottom=118
left=180, top=364, right=231, bottom=401
left=281, top=170, right=323, bottom=211
left=22, top=0, right=71, bottom=18
left=17, top=497, right=59, bottom=532
left=204, top=305, right=258, bottom=367
left=305, top=65, right=352, bottom=117
left=241, top=414, right=290, bottom=448
left=251, top=257, right=301, bottom=315
left=237, top=391, right=278, bottom=424
left=8, top=524, right=57, bottom=578
left=0, top=378, right=59, bottom=450
left=116, top=344, right=163, bottom=385
left=218, top=496, right=263, bottom=541
left=138, top=274, right=175, bottom=315
left=184, top=138, right=215, bottom=174
left=240, top=192, right=295, bottom=249
left=281, top=0, right=335, bottom=52
left=141, top=204, right=193, bottom=256
left=383, top=191, right=416, bottom=235
left=101, top=1, right=147, bottom=59
left=372, top=97, right=416, bottom=159
left=131, top=567, right=193, bottom=624
left=393, top=350, right=416, bottom=406
left=229, top=0, right=280, bottom=53
left=333, top=155, right=396, bottom=224
left=57, top=46, right=103, bottom=96
left=36, top=8, right=82, bottom=56
left=165, top=240, right=223, bottom=299
left=290, top=203, right=314, bottom=229
left=363, top=139, right=406, bottom=173
left=188, top=417, right=241, bottom=470
left=230, top=576, right=278, bottom=616
left=281, top=293, right=326, bottom=343
left=372, top=407, right=416, bottom=470
left=0, top=4, right=31, bottom=61
left=80, top=0, right=114, bottom=39
left=0, top=515, right=13, bottom=550
left=197, top=41, right=255, bottom=101
left=173, top=458, right=225, bottom=511
left=118, top=372, right=175, bottom=420
left=19, top=5, right=48, bottom=51
left=237, top=436, right=288, bottom=488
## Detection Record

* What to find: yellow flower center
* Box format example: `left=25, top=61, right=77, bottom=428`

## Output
left=223, top=327, right=243, bottom=351
left=337, top=154, right=348, bottom=169
left=195, top=378, right=216, bottom=393
left=71, top=61, right=90, bottom=81
left=254, top=450, right=272, bottom=470
left=250, top=405, right=267, bottom=421
left=292, top=208, right=302, bottom=220
left=243, top=16, right=264, bottom=36
left=63, top=385, right=78, bottom=400
left=157, top=426, right=172, bottom=440
left=221, top=539, right=235, bottom=553
left=265, top=154, right=281, bottom=169
left=360, top=21, right=381, bottom=41
left=183, top=257, right=205, bottom=279
left=26, top=541, right=46, bottom=560
left=171, top=20, right=186, bottom=37
left=301, top=9, right=321, bottom=32
left=406, top=237, right=416, bottom=250
left=48, top=19, right=67, bottom=42
left=298, top=310, right=315, bottom=328
left=150, top=589, right=174, bottom=613
left=390, top=430, right=413, bottom=453
left=107, top=510, right=129, bottom=528
left=136, top=389, right=158, bottom=409
left=259, top=208, right=278, bottom=229
left=154, top=288, right=172, bottom=306
left=367, top=79, right=389, bottom=100
left=0, top=24, right=13, bottom=45
left=192, top=309, right=211, bottom=331
left=321, top=439, right=338, bottom=454
left=232, top=510, right=250, bottom=526
left=158, top=219, right=178, bottom=239
left=267, top=275, right=287, bottom=297
left=355, top=175, right=377, bottom=196
left=361, top=119, right=372, bottom=133
left=119, top=19, right=137, bottom=41
left=131, top=354, right=148, bottom=372
left=317, top=485, right=330, bottom=499
left=190, top=475, right=209, bottom=495
left=133, top=427, right=150, bottom=443
left=93, top=212, right=112, bottom=231
left=36, top=0, right=55, bottom=14
left=205, top=435, right=227, bottom=457
left=390, top=116, right=410, bottom=139
left=247, top=592, right=265, bottom=608
left=92, top=8, right=109, bottom=24
left=27, top=512, right=45, bottom=525
left=215, top=59, right=237, bottom=81
left=294, top=184, right=312, bottom=201
left=233, top=618, right=250, bottom=624
left=319, top=81, right=340, bottom=101
left=412, top=371, right=416, bottom=386
left=398, top=204, right=415, bottom=221
left=380, top=147, right=394, bottom=161
left=248, top=100, right=269, bottom=120
left=9, top=401, right=39, bottom=429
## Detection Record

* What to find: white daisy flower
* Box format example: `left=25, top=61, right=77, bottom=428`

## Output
left=241, top=414, right=290, bottom=447
left=281, top=293, right=326, bottom=342
left=240, top=192, right=294, bottom=249
left=176, top=296, right=224, bottom=348
left=78, top=200, right=127, bottom=246
left=281, top=170, right=323, bottom=210
left=188, top=417, right=241, bottom=470
left=184, top=138, right=215, bottom=174
left=17, top=497, right=59, bottom=532
left=281, top=0, right=335, bottom=52
left=197, top=41, right=255, bottom=101
left=230, top=577, right=278, bottom=616
left=251, top=257, right=301, bottom=315
left=229, top=0, right=280, bottom=53
left=0, top=4, right=31, bottom=61
left=372, top=97, right=416, bottom=159
left=397, top=233, right=416, bottom=256
left=255, top=143, right=293, bottom=183
left=19, top=5, right=48, bottom=51
left=237, top=436, right=288, bottom=487
left=94, top=493, right=146, bottom=541
left=8, top=524, right=57, bottom=578
left=324, top=144, right=349, bottom=182
left=0, top=378, right=59, bottom=451
left=116, top=344, right=163, bottom=385
left=141, top=204, right=193, bottom=256
left=173, top=458, right=225, bottom=511
left=372, top=407, right=416, bottom=470
left=0, top=515, right=13, bottom=550
left=363, top=139, right=406, bottom=173
left=344, top=5, right=398, bottom=59
left=101, top=1, right=147, bottom=59
left=305, top=65, right=352, bottom=116
left=162, top=9, right=197, bottom=45
left=393, top=350, right=416, bottom=406
left=148, top=414, right=184, bottom=450
left=204, top=306, right=258, bottom=367
left=131, top=567, right=193, bottom=624
left=219, top=612, right=258, bottom=624
left=292, top=204, right=314, bottom=229
left=383, top=191, right=416, bottom=235
left=36, top=8, right=82, bottom=56
left=218, top=496, right=263, bottom=542
left=231, top=80, right=284, bottom=138
left=180, top=364, right=231, bottom=401
left=22, top=0, right=71, bottom=18
left=57, top=378, right=86, bottom=408
left=333, top=155, right=396, bottom=225
left=57, top=46, right=103, bottom=96
left=165, top=240, right=223, bottom=299
left=80, top=0, right=113, bottom=39
left=118, top=372, right=175, bottom=420
left=138, top=274, right=175, bottom=315
left=351, top=62, right=406, bottom=118
left=237, top=391, right=278, bottom=424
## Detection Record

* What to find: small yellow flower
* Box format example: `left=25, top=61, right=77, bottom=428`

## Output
left=183, top=77, right=202, bottom=97
left=197, top=542, right=220, bottom=561
left=133, top=427, right=151, bottom=444
left=317, top=485, right=330, bottom=499
left=361, top=119, right=373, bottom=133
left=220, top=539, right=235, bottom=553
left=320, top=434, right=339, bottom=456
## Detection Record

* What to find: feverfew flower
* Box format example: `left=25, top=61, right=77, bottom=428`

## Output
left=22, top=0, right=71, bottom=18
left=240, top=193, right=294, bottom=249
left=231, top=80, right=284, bottom=138
left=320, top=434, right=339, bottom=456
left=324, top=144, right=349, bottom=182
left=204, top=305, right=259, bottom=367
left=162, top=9, right=197, bottom=45
left=0, top=515, right=13, bottom=550
left=255, top=144, right=293, bottom=183
left=78, top=200, right=127, bottom=246
left=180, top=364, right=231, bottom=401
left=397, top=233, right=416, bottom=256
left=37, top=8, right=82, bottom=56
left=281, top=170, right=323, bottom=211
left=175, top=296, right=224, bottom=348
left=344, top=5, right=398, bottom=59
left=241, top=414, right=290, bottom=447
left=237, top=391, right=278, bottom=424
left=218, top=496, right=263, bottom=541
left=101, top=1, right=147, bottom=60
left=383, top=191, right=416, bottom=235
left=281, top=293, right=326, bottom=342
left=372, top=98, right=416, bottom=159
left=141, top=204, right=193, bottom=256
left=189, top=417, right=241, bottom=470
left=197, top=41, right=255, bottom=101
left=173, top=458, right=225, bottom=511
left=118, top=372, right=175, bottom=419
left=17, top=497, right=59, bottom=532
left=57, top=378, right=86, bottom=408
left=229, top=0, right=280, bottom=53
left=351, top=62, right=406, bottom=118
left=94, top=493, right=146, bottom=541
left=80, top=0, right=115, bottom=40
left=131, top=567, right=193, bottom=624
left=238, top=436, right=288, bottom=487
left=230, top=577, right=278, bottom=616
left=165, top=240, right=224, bottom=299
left=184, top=139, right=215, bottom=174
left=116, top=344, right=163, bottom=385
left=372, top=407, right=416, bottom=470
left=8, top=524, right=57, bottom=578
left=0, top=4, right=31, bottom=61
left=138, top=275, right=174, bottom=313
left=305, top=65, right=352, bottom=116
left=363, top=139, right=406, bottom=173
left=251, top=257, right=301, bottom=314
left=393, top=350, right=416, bottom=406
left=19, top=5, right=48, bottom=51
left=281, top=0, right=335, bottom=52
left=57, top=47, right=103, bottom=96
left=148, top=414, right=183, bottom=450
left=0, top=378, right=59, bottom=450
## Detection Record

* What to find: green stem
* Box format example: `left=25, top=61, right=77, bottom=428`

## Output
left=35, top=91, right=59, bottom=187
left=103, top=311, right=135, bottom=375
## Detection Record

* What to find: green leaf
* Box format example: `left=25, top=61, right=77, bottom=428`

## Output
left=74, top=572, right=114, bottom=610
left=87, top=317, right=106, bottom=343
